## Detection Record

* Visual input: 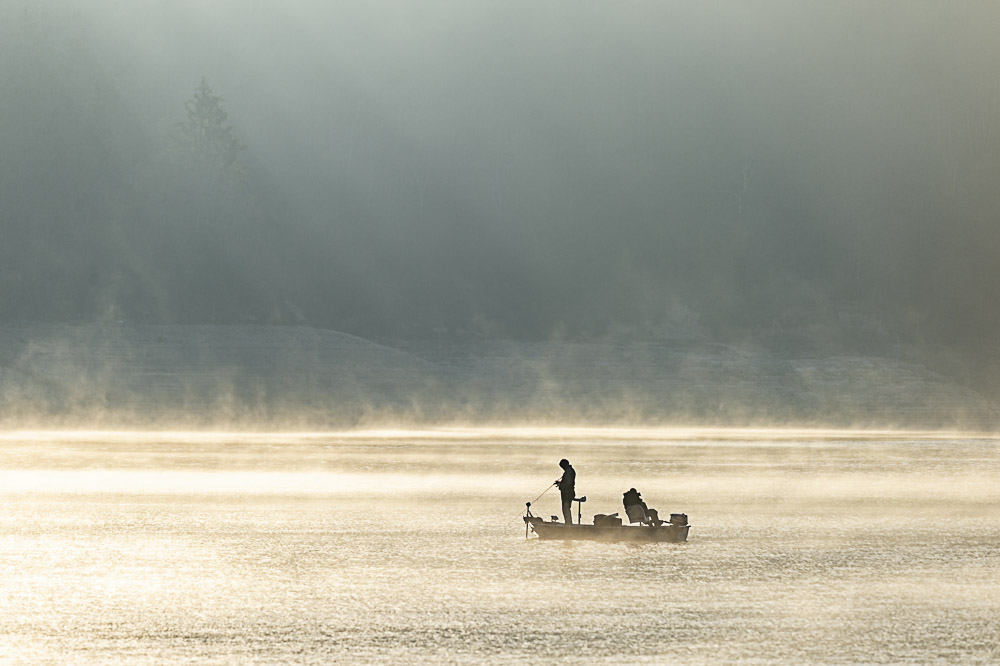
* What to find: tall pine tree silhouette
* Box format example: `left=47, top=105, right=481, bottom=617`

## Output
left=175, top=78, right=246, bottom=179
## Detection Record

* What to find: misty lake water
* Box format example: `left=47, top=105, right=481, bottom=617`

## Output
left=1, top=429, right=997, bottom=664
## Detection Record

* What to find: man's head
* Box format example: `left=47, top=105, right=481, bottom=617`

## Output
left=559, top=459, right=570, bottom=469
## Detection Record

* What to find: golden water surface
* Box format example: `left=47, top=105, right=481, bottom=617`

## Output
left=1, top=428, right=998, bottom=664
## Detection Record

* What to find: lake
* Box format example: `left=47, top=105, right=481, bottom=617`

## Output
left=1, top=428, right=998, bottom=664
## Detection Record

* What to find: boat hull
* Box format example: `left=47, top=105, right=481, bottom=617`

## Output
left=525, top=517, right=689, bottom=543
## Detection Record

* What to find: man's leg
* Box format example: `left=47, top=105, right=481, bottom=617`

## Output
left=561, top=495, right=573, bottom=525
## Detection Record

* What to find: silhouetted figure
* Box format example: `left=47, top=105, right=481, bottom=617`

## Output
left=555, top=459, right=576, bottom=525
left=622, top=487, right=649, bottom=524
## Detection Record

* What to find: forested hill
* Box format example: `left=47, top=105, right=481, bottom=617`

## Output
left=3, top=2, right=1000, bottom=397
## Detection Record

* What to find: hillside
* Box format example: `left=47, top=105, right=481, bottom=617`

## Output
left=1, top=324, right=996, bottom=430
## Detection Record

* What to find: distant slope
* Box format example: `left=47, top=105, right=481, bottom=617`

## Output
left=0, top=324, right=441, bottom=427
left=0, top=324, right=996, bottom=429
left=404, top=340, right=1000, bottom=429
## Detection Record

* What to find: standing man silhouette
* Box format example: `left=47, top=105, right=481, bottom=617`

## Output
left=555, top=459, right=576, bottom=525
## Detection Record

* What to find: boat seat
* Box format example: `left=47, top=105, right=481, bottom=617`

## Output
left=625, top=504, right=648, bottom=524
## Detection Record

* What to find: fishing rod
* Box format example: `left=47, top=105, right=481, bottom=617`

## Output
left=529, top=481, right=557, bottom=505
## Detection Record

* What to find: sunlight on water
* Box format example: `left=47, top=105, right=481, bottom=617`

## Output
left=2, top=429, right=998, bottom=664
left=0, top=470, right=535, bottom=495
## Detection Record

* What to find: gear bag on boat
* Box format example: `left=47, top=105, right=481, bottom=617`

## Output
left=593, top=513, right=622, bottom=527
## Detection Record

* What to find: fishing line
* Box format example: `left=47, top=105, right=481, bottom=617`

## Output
left=512, top=481, right=557, bottom=519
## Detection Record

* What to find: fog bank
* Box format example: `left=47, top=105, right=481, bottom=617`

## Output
left=3, top=2, right=1000, bottom=404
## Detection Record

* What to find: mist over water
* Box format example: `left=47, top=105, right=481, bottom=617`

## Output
left=3, top=1, right=1000, bottom=429
left=2, top=1, right=1000, bottom=424
left=2, top=430, right=998, bottom=664
left=4, top=3, right=1000, bottom=661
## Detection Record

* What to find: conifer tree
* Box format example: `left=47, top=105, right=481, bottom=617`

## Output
left=175, top=78, right=246, bottom=178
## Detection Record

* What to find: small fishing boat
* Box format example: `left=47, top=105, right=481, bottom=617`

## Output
left=523, top=499, right=690, bottom=543
left=523, top=514, right=690, bottom=543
